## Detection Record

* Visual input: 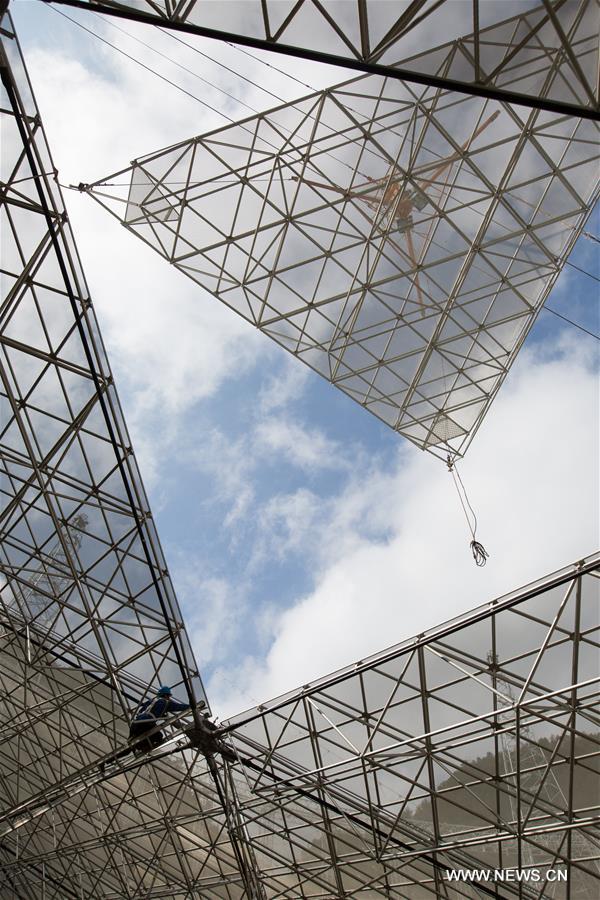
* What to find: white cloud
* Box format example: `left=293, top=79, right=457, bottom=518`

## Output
left=212, top=337, right=599, bottom=717
left=174, top=565, right=239, bottom=669
left=258, top=358, right=310, bottom=414
left=181, top=426, right=257, bottom=530
left=246, top=458, right=396, bottom=573
left=254, top=416, right=346, bottom=471
left=176, top=408, right=351, bottom=532
left=252, top=488, right=321, bottom=565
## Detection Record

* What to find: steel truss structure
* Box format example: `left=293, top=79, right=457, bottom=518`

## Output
left=86, top=4, right=599, bottom=456
left=0, top=7, right=207, bottom=735
left=0, top=2, right=599, bottom=898
left=2, top=548, right=599, bottom=895
left=224, top=556, right=600, bottom=898
left=50, top=0, right=600, bottom=120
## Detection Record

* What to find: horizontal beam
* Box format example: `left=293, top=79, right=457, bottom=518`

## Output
left=46, top=0, right=600, bottom=121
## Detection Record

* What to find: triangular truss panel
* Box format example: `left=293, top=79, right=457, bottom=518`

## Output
left=0, top=625, right=243, bottom=899
left=89, top=15, right=599, bottom=456
left=0, top=9, right=207, bottom=763
left=1, top=6, right=599, bottom=898
left=3, top=554, right=597, bottom=896
left=224, top=555, right=600, bottom=897
left=51, top=1, right=600, bottom=118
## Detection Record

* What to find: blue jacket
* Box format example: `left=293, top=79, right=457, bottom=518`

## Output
left=134, top=696, right=189, bottom=722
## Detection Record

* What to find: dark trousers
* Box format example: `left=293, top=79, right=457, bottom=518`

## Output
left=129, top=720, right=164, bottom=753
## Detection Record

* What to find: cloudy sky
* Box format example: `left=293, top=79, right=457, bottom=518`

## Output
left=12, top=1, right=599, bottom=718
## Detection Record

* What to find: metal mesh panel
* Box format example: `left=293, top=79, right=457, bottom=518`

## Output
left=87, top=17, right=599, bottom=456
left=225, top=556, right=600, bottom=898
left=50, top=0, right=600, bottom=118
left=0, top=10, right=207, bottom=733
left=0, top=5, right=598, bottom=897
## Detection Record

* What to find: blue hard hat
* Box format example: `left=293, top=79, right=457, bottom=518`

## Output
left=157, top=685, right=172, bottom=696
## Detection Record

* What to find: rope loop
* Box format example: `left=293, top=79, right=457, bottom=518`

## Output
left=447, top=455, right=490, bottom=567
left=470, top=540, right=489, bottom=567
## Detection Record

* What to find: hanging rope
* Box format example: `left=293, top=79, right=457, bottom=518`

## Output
left=446, top=455, right=489, bottom=567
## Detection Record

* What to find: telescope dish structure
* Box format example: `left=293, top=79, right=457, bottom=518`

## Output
left=0, top=3, right=599, bottom=897
left=88, top=32, right=599, bottom=456
left=51, top=0, right=600, bottom=119
left=0, top=12, right=207, bottom=720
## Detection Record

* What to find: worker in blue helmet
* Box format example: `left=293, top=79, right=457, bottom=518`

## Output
left=129, top=685, right=190, bottom=754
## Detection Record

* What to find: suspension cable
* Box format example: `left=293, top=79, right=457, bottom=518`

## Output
left=447, top=456, right=489, bottom=567
left=155, top=24, right=407, bottom=182
left=93, top=11, right=264, bottom=118
left=49, top=4, right=374, bottom=185
left=564, top=257, right=600, bottom=282
left=52, top=4, right=421, bottom=186
left=583, top=230, right=600, bottom=244
left=161, top=28, right=286, bottom=106
left=50, top=6, right=241, bottom=124
left=543, top=305, right=599, bottom=340
left=226, top=39, right=318, bottom=94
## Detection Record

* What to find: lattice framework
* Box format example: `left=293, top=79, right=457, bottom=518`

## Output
left=222, top=557, right=600, bottom=897
left=86, top=10, right=600, bottom=455
left=0, top=2, right=598, bottom=897
left=49, top=0, right=600, bottom=119
left=2, top=554, right=598, bottom=897
left=0, top=7, right=206, bottom=709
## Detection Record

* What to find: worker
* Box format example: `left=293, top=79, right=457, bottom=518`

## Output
left=99, top=686, right=205, bottom=774
left=129, top=685, right=190, bottom=754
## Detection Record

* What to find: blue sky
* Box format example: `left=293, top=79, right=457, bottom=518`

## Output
left=12, top=1, right=599, bottom=716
